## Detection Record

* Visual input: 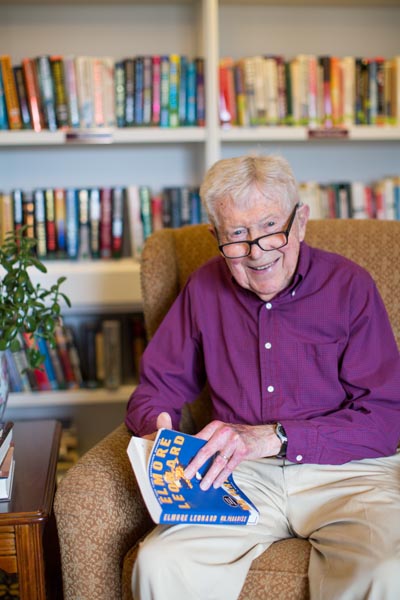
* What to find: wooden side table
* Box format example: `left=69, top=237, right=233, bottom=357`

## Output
left=0, top=419, right=62, bottom=600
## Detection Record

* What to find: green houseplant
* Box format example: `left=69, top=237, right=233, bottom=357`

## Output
left=0, top=228, right=71, bottom=419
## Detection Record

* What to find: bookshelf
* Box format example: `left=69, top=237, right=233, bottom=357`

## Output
left=1, top=0, right=399, bottom=450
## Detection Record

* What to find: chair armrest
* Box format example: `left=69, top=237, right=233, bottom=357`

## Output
left=54, top=423, right=153, bottom=600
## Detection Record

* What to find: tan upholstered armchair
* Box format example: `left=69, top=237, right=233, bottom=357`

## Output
left=54, top=220, right=400, bottom=600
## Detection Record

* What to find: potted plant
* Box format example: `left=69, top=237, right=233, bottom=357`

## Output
left=0, top=227, right=71, bottom=419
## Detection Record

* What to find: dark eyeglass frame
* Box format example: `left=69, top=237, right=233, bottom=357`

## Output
left=218, top=202, right=301, bottom=259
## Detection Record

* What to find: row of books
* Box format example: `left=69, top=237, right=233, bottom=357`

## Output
left=0, top=185, right=206, bottom=260
left=6, top=316, right=146, bottom=394
left=0, top=54, right=205, bottom=132
left=299, top=177, right=400, bottom=220
left=219, top=54, right=400, bottom=128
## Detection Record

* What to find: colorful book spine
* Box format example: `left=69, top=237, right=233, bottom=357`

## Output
left=54, top=188, right=67, bottom=257
left=50, top=55, right=69, bottom=129
left=100, top=188, right=112, bottom=258
left=111, top=187, right=124, bottom=258
left=44, top=189, right=57, bottom=257
left=139, top=186, right=152, bottom=240
left=152, top=55, right=161, bottom=126
left=78, top=188, right=90, bottom=260
left=160, top=55, right=170, bottom=127
left=22, top=57, right=44, bottom=132
left=63, top=56, right=80, bottom=128
left=142, top=55, right=153, bottom=126
left=36, top=55, right=57, bottom=131
left=168, top=54, right=180, bottom=127
left=0, top=55, right=22, bottom=130
left=134, top=56, right=144, bottom=126
left=65, top=188, right=79, bottom=259
left=89, top=188, right=101, bottom=258
left=195, top=58, right=205, bottom=126
left=13, top=65, right=31, bottom=129
left=33, top=189, right=47, bottom=258
left=114, top=60, right=125, bottom=128
left=0, top=67, right=8, bottom=130
left=124, top=58, right=135, bottom=127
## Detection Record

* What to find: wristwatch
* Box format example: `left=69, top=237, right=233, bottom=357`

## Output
left=274, top=422, right=288, bottom=458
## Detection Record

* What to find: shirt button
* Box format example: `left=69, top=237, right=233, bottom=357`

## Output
left=265, top=302, right=272, bottom=310
left=296, top=454, right=303, bottom=462
left=265, top=342, right=272, bottom=349
left=267, top=385, right=274, bottom=393
left=291, top=290, right=296, bottom=297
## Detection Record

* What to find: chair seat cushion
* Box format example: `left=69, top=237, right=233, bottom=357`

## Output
left=122, top=536, right=310, bottom=600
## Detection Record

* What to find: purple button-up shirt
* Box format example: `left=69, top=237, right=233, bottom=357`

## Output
left=126, top=242, right=400, bottom=464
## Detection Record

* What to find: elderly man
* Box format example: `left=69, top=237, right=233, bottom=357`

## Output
left=126, top=154, right=400, bottom=600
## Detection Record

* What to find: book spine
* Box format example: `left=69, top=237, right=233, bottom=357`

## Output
left=139, top=186, right=152, bottom=240
left=124, top=58, right=135, bottom=127
left=160, top=56, right=170, bottom=127
left=195, top=57, right=205, bottom=126
left=178, top=55, right=188, bottom=126
left=50, top=55, right=69, bottom=129
left=35, top=334, right=59, bottom=390
left=44, top=189, right=57, bottom=256
left=101, top=57, right=115, bottom=127
left=13, top=65, right=32, bottom=129
left=22, top=190, right=35, bottom=241
left=186, top=60, right=196, bottom=126
left=152, top=55, right=161, bottom=126
left=111, top=187, right=124, bottom=258
left=65, top=188, right=80, bottom=259
left=0, top=66, right=8, bottom=130
left=92, top=57, right=105, bottom=127
left=0, top=55, right=22, bottom=130
left=22, top=332, right=52, bottom=391
left=12, top=189, right=24, bottom=237
left=114, top=60, right=125, bottom=128
left=33, top=189, right=47, bottom=258
left=36, top=55, right=57, bottom=131
left=142, top=55, right=153, bottom=126
left=126, top=185, right=144, bottom=259
left=54, top=188, right=67, bottom=257
left=78, top=188, right=90, bottom=260
left=75, top=56, right=94, bottom=128
left=54, top=324, right=79, bottom=388
left=63, top=56, right=80, bottom=128
left=22, top=57, right=44, bottom=132
left=134, top=56, right=144, bottom=126
left=100, top=188, right=112, bottom=258
left=89, top=188, right=101, bottom=258
left=0, top=192, right=14, bottom=241
left=168, top=54, right=180, bottom=127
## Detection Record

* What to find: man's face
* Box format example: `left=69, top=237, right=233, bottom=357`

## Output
left=213, top=191, right=309, bottom=302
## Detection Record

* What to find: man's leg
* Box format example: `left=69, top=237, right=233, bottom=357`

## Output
left=132, top=458, right=292, bottom=600
left=286, top=452, right=400, bottom=600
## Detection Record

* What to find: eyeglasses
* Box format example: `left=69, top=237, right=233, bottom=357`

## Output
left=218, top=202, right=301, bottom=259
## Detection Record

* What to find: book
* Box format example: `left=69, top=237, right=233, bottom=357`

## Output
left=13, top=65, right=32, bottom=129
left=0, top=55, right=22, bottom=130
left=0, top=446, right=14, bottom=478
left=0, top=422, right=14, bottom=468
left=21, top=57, right=44, bottom=132
left=102, top=319, right=122, bottom=390
left=36, top=55, right=57, bottom=131
left=0, top=451, right=15, bottom=502
left=127, top=428, right=259, bottom=526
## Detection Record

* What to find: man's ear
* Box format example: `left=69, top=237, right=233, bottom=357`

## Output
left=298, top=203, right=310, bottom=242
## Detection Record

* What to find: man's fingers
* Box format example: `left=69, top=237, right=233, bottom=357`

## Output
left=156, top=412, right=173, bottom=430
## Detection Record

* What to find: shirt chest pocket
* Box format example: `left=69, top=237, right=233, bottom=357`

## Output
left=296, top=341, right=344, bottom=408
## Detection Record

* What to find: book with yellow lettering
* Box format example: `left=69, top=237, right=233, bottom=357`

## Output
left=127, top=428, right=259, bottom=526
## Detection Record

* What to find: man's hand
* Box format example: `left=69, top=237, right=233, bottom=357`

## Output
left=184, top=421, right=281, bottom=491
left=143, top=412, right=172, bottom=440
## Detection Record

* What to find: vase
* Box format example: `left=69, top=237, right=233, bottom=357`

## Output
left=0, top=352, right=10, bottom=423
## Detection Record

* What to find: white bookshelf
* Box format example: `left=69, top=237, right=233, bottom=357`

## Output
left=1, top=0, right=399, bottom=450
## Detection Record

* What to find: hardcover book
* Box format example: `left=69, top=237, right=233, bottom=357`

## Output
left=127, top=428, right=259, bottom=526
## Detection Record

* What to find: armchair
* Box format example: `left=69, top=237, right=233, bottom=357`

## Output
left=54, top=219, right=400, bottom=600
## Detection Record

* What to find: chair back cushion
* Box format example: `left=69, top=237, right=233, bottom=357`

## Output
left=141, top=219, right=400, bottom=348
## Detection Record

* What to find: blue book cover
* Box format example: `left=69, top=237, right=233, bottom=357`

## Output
left=35, top=334, right=58, bottom=390
left=127, top=428, right=259, bottom=526
left=134, top=56, right=144, bottom=126
left=0, top=66, right=8, bottom=130
left=66, top=188, right=80, bottom=259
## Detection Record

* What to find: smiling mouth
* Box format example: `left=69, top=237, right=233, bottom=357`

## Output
left=248, top=257, right=280, bottom=271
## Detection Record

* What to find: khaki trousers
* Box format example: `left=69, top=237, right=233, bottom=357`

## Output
left=132, top=451, right=400, bottom=600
